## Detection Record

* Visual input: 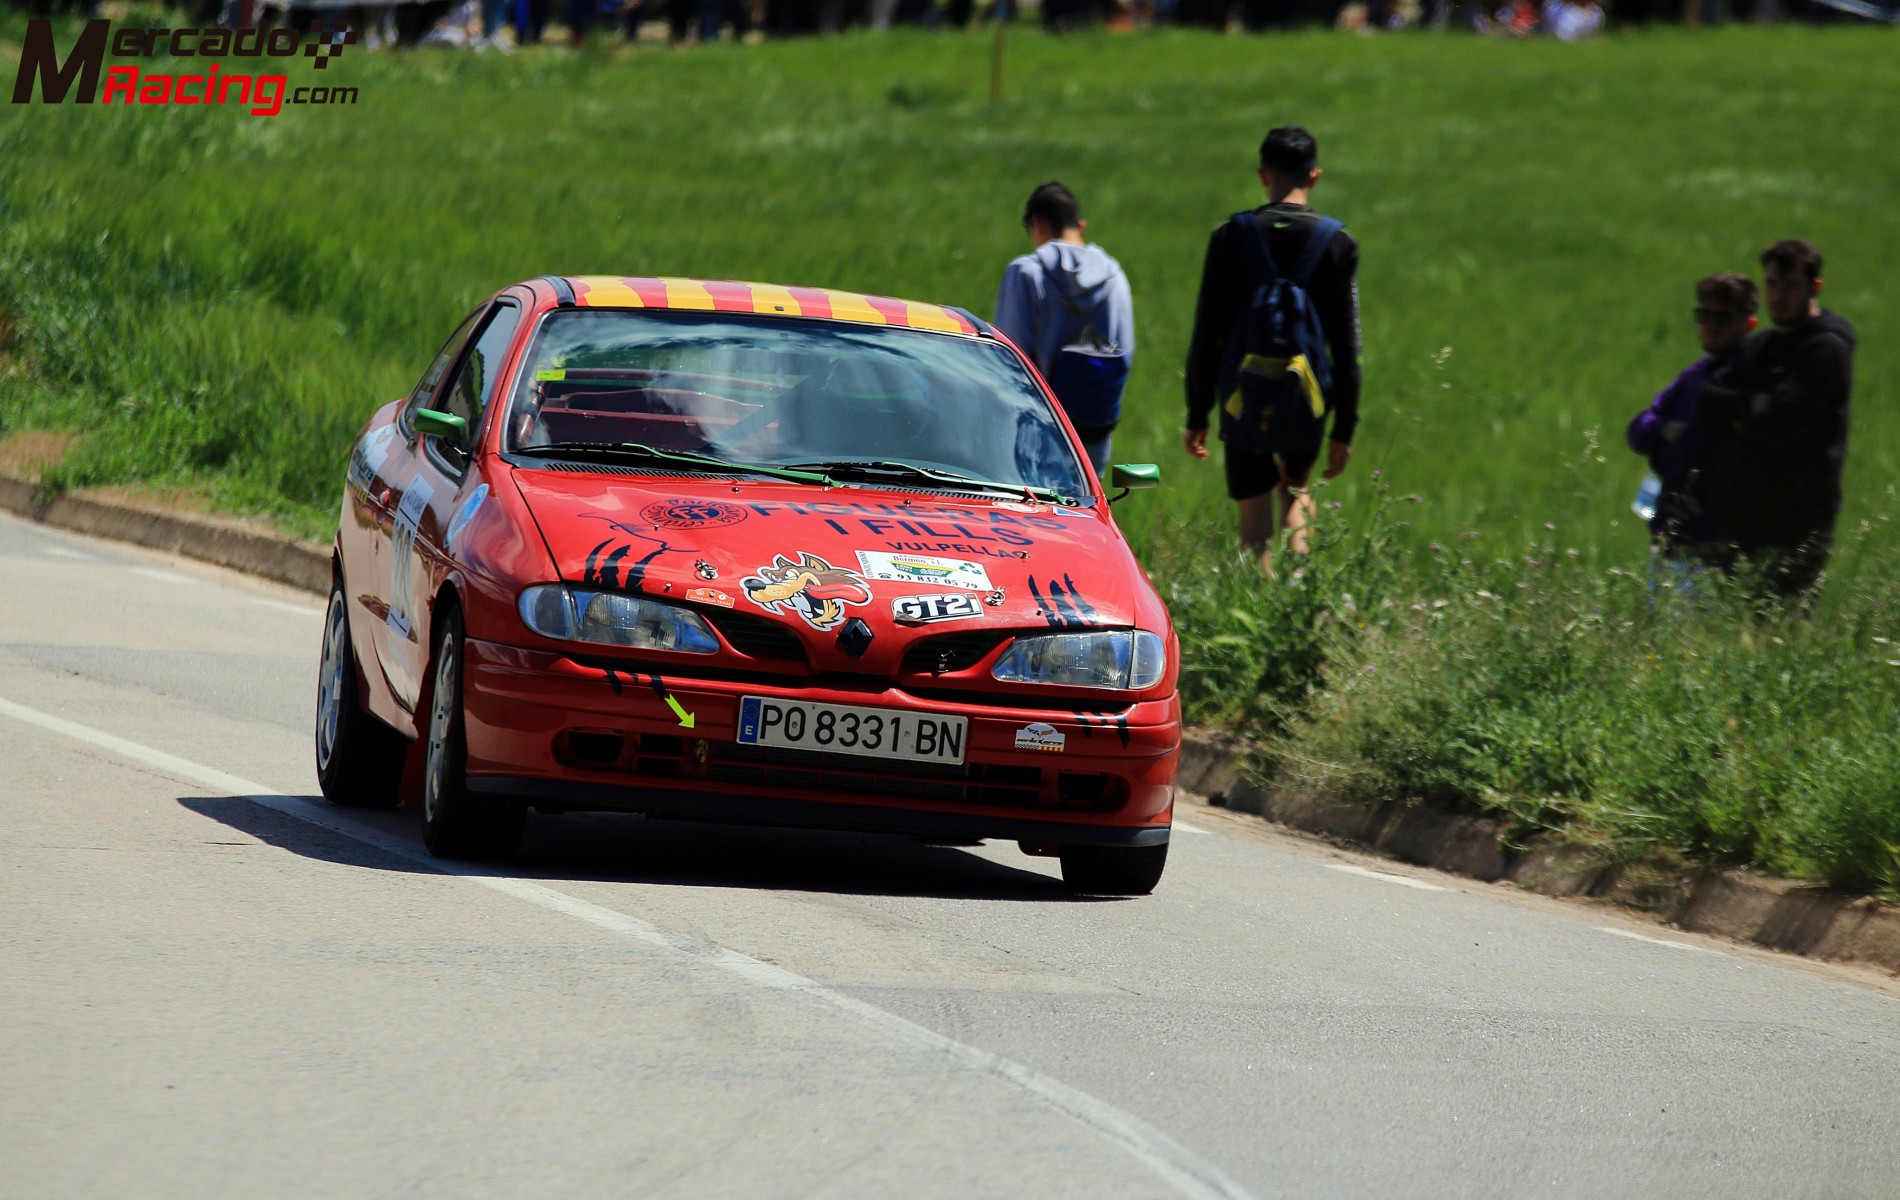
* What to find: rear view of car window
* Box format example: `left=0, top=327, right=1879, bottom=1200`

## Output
left=504, top=310, right=1088, bottom=498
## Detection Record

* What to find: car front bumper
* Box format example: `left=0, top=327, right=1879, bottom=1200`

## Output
left=461, top=638, right=1179, bottom=844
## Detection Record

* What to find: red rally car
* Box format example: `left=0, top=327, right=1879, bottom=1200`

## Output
left=315, top=275, right=1180, bottom=894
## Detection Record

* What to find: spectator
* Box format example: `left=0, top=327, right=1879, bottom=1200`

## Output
left=993, top=182, right=1136, bottom=477
left=1625, top=272, right=1757, bottom=581
left=1698, top=239, right=1856, bottom=597
left=1183, top=126, right=1362, bottom=577
left=1541, top=0, right=1603, bottom=37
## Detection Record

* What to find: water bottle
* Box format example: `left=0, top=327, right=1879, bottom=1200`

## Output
left=1631, top=473, right=1660, bottom=522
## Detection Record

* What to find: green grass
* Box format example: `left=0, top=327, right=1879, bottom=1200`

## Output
left=4, top=16, right=1898, bottom=888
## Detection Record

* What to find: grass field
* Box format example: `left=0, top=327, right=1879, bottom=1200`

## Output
left=4, top=15, right=1898, bottom=888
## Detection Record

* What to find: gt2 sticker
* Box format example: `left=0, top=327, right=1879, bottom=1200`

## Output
left=641, top=499, right=749, bottom=529
left=891, top=593, right=983, bottom=625
left=742, top=552, right=872, bottom=631
left=855, top=551, right=994, bottom=593
left=1014, top=723, right=1067, bottom=753
left=685, top=587, right=735, bottom=608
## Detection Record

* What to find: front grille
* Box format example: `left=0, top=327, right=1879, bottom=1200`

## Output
left=710, top=741, right=1044, bottom=808
left=709, top=611, right=809, bottom=663
left=900, top=631, right=1006, bottom=675
left=551, top=729, right=1128, bottom=814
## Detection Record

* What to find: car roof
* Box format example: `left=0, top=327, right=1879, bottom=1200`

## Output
left=550, top=276, right=983, bottom=337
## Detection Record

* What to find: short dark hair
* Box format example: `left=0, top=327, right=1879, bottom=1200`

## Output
left=1696, top=272, right=1758, bottom=315
left=1761, top=238, right=1823, bottom=283
left=1022, top=181, right=1081, bottom=232
left=1259, top=127, right=1319, bottom=179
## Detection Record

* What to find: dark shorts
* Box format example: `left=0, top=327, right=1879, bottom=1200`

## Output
left=1223, top=437, right=1322, bottom=502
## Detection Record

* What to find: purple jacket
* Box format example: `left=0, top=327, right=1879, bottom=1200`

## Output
left=1626, top=351, right=1734, bottom=549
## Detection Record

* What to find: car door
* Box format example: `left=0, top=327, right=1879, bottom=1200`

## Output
left=383, top=298, right=524, bottom=713
left=359, top=305, right=487, bottom=716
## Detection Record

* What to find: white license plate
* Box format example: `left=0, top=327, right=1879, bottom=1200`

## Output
left=736, top=697, right=967, bottom=765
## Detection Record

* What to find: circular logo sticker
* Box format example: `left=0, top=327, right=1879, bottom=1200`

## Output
left=641, top=499, right=749, bottom=529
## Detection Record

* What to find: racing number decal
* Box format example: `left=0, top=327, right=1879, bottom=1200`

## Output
left=387, top=480, right=435, bottom=638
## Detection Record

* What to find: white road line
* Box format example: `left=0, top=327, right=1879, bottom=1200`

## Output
left=43, top=546, right=95, bottom=561
left=1596, top=926, right=1729, bottom=957
left=249, top=597, right=325, bottom=617
left=127, top=566, right=199, bottom=585
left=1325, top=862, right=1454, bottom=892
left=0, top=694, right=1263, bottom=1200
left=1174, top=819, right=1211, bottom=835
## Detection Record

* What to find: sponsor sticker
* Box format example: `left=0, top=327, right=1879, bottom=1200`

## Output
left=443, top=483, right=488, bottom=550
left=685, top=587, right=735, bottom=608
left=1013, top=723, right=1066, bottom=753
left=891, top=593, right=983, bottom=625
left=641, top=499, right=748, bottom=529
left=855, top=550, right=993, bottom=593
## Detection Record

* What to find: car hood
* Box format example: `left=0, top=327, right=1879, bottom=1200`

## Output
left=509, top=469, right=1149, bottom=670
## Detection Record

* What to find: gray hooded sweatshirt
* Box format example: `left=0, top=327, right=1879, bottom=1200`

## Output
left=993, top=241, right=1135, bottom=395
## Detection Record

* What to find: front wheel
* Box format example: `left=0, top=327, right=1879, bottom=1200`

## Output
left=1059, top=842, right=1168, bottom=896
left=421, top=608, right=524, bottom=860
left=315, top=583, right=406, bottom=808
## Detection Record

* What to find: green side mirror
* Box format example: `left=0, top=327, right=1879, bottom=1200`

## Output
left=1110, top=463, right=1160, bottom=491
left=414, top=408, right=468, bottom=442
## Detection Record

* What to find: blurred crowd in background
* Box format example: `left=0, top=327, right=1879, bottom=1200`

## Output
left=9, top=0, right=1885, bottom=46
left=343, top=0, right=1875, bottom=46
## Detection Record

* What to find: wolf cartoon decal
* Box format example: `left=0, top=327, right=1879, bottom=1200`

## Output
left=742, top=552, right=873, bottom=631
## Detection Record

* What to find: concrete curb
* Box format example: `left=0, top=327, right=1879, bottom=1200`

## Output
left=7, top=470, right=1895, bottom=976
left=0, top=475, right=330, bottom=594
left=1181, top=733, right=1900, bottom=976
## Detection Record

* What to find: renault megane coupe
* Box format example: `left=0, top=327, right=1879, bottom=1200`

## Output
left=315, top=275, right=1180, bottom=894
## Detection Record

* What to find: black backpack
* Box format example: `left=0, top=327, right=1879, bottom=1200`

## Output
left=1044, top=289, right=1131, bottom=429
left=1217, top=211, right=1342, bottom=454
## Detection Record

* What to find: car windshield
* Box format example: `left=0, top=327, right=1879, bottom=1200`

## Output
left=503, top=309, right=1090, bottom=498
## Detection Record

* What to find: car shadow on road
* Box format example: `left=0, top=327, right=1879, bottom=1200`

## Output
left=177, top=794, right=1097, bottom=901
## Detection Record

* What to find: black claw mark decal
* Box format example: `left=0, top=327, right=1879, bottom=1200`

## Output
left=581, top=516, right=676, bottom=592
left=646, top=674, right=668, bottom=702
left=600, top=666, right=626, bottom=694
left=1028, top=573, right=1097, bottom=628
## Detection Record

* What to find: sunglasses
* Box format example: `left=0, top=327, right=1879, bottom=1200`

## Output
left=1692, top=308, right=1748, bottom=324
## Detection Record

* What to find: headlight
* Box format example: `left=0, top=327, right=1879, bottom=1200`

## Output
left=518, top=585, right=719, bottom=654
left=991, top=630, right=1166, bottom=690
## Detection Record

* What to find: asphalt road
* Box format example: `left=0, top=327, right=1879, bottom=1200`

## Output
left=3, top=510, right=1897, bottom=1200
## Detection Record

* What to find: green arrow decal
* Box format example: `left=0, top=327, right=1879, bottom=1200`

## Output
left=664, top=694, right=696, bottom=729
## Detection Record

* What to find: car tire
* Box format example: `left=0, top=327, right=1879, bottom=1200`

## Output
left=1058, top=842, right=1168, bottom=896
left=315, top=583, right=407, bottom=808
left=421, top=607, right=525, bottom=860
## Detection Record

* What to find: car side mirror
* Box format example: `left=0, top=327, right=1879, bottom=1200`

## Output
left=1110, top=463, right=1159, bottom=491
left=414, top=408, right=469, bottom=444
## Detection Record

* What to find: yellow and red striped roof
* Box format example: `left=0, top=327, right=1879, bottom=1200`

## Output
left=563, top=276, right=978, bottom=336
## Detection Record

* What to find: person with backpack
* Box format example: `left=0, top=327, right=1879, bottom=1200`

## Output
left=1184, top=127, right=1362, bottom=577
left=994, top=181, right=1136, bottom=476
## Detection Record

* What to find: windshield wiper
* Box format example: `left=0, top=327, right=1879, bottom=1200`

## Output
left=782, top=459, right=1075, bottom=505
left=516, top=442, right=831, bottom=486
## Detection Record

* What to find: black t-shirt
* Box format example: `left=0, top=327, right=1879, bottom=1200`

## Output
left=1184, top=202, right=1363, bottom=444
